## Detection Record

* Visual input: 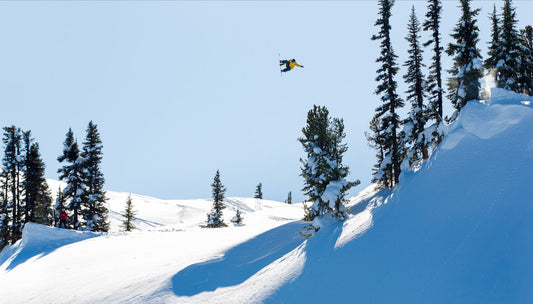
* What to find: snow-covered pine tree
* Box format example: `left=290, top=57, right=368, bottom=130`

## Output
left=57, top=128, right=86, bottom=230
left=2, top=126, right=23, bottom=243
left=81, top=121, right=109, bottom=232
left=206, top=170, right=227, bottom=228
left=254, top=183, right=263, bottom=199
left=493, top=0, right=521, bottom=92
left=484, top=5, right=501, bottom=72
left=22, top=132, right=52, bottom=225
left=328, top=118, right=359, bottom=219
left=403, top=6, right=429, bottom=166
left=446, top=0, right=483, bottom=114
left=231, top=209, right=243, bottom=226
left=300, top=105, right=332, bottom=219
left=370, top=0, right=404, bottom=187
left=120, top=194, right=137, bottom=232
left=423, top=0, right=445, bottom=131
left=285, top=191, right=292, bottom=204
left=518, top=26, right=533, bottom=96
left=299, top=106, right=358, bottom=221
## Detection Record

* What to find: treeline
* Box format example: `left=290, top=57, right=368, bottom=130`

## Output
left=368, top=0, right=533, bottom=189
left=297, top=0, right=533, bottom=225
left=0, top=121, right=108, bottom=251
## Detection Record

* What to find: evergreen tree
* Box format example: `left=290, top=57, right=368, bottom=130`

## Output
left=254, top=183, right=263, bottom=199
left=366, top=116, right=387, bottom=186
left=403, top=6, right=429, bottom=166
left=206, top=170, right=227, bottom=228
left=22, top=132, right=52, bottom=225
left=446, top=0, right=483, bottom=113
left=120, top=194, right=137, bottom=232
left=518, top=26, right=533, bottom=96
left=285, top=191, right=292, bottom=204
left=494, top=0, right=521, bottom=92
left=0, top=161, right=9, bottom=251
left=484, top=5, right=501, bottom=72
left=299, top=105, right=358, bottom=221
left=231, top=209, right=243, bottom=226
left=328, top=118, right=359, bottom=218
left=57, top=128, right=85, bottom=230
left=2, top=126, right=23, bottom=243
left=370, top=0, right=404, bottom=187
left=299, top=105, right=331, bottom=219
left=423, top=0, right=445, bottom=128
left=81, top=121, right=109, bottom=232
left=0, top=193, right=9, bottom=252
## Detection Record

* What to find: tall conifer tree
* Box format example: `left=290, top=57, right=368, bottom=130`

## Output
left=2, top=126, right=23, bottom=243
left=81, top=121, right=109, bottom=232
left=370, top=0, right=404, bottom=187
left=22, top=132, right=52, bottom=225
left=494, top=0, right=521, bottom=92
left=423, top=0, right=444, bottom=128
left=0, top=183, right=9, bottom=251
left=518, top=26, right=533, bottom=96
left=446, top=0, right=483, bottom=113
left=206, top=170, right=227, bottom=228
left=57, top=128, right=85, bottom=230
left=484, top=5, right=501, bottom=72
left=403, top=6, right=429, bottom=166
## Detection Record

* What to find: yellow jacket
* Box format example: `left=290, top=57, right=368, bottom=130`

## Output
left=289, top=59, right=303, bottom=69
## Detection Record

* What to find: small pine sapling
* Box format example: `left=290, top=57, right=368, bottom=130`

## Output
left=231, top=209, right=244, bottom=226
left=285, top=191, right=292, bottom=204
left=120, top=194, right=137, bottom=232
left=254, top=183, right=263, bottom=199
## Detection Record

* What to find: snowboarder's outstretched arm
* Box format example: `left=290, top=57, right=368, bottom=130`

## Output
left=290, top=60, right=304, bottom=69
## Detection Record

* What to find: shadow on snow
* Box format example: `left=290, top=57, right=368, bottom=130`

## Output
left=171, top=221, right=305, bottom=296
left=0, top=224, right=98, bottom=271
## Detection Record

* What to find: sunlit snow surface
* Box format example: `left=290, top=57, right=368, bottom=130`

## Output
left=1, top=88, right=533, bottom=303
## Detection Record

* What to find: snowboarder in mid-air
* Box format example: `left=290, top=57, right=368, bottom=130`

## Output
left=280, top=59, right=304, bottom=72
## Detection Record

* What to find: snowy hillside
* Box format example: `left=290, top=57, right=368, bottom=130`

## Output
left=268, top=88, right=533, bottom=303
left=0, top=187, right=306, bottom=304
left=1, top=88, right=533, bottom=303
left=45, top=179, right=303, bottom=233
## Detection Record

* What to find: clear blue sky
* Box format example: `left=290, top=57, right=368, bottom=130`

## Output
left=0, top=1, right=531, bottom=203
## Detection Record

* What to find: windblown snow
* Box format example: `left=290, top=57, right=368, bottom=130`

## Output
left=1, top=88, right=532, bottom=303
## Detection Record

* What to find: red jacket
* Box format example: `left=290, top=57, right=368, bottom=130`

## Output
left=59, top=211, right=68, bottom=220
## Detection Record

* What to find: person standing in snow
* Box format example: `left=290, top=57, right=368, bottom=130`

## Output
left=280, top=59, right=304, bottom=72
left=58, top=210, right=68, bottom=229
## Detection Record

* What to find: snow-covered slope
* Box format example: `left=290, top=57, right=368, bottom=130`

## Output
left=46, top=179, right=303, bottom=233
left=0, top=189, right=306, bottom=304
left=267, top=88, right=533, bottom=303
left=1, top=88, right=533, bottom=303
